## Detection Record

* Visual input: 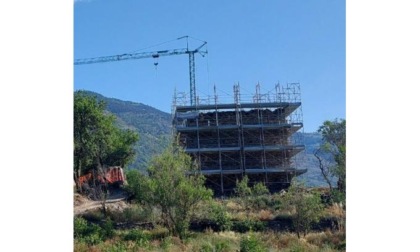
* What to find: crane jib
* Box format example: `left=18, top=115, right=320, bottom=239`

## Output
left=74, top=41, right=208, bottom=106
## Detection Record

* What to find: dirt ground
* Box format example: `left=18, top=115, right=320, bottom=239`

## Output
left=74, top=189, right=130, bottom=215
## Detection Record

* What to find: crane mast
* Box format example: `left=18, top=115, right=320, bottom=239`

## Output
left=74, top=37, right=207, bottom=106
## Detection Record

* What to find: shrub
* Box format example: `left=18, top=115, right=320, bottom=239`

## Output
left=74, top=217, right=105, bottom=245
left=102, top=241, right=130, bottom=252
left=281, top=180, right=324, bottom=238
left=240, top=233, right=266, bottom=252
left=200, top=240, right=231, bottom=252
left=200, top=243, right=213, bottom=252
left=233, top=220, right=266, bottom=233
left=214, top=240, right=232, bottom=252
left=149, top=226, right=170, bottom=240
left=123, top=229, right=152, bottom=242
left=81, top=209, right=104, bottom=222
left=101, top=217, right=115, bottom=239
left=74, top=217, right=89, bottom=239
left=209, top=202, right=233, bottom=231
left=126, top=144, right=213, bottom=239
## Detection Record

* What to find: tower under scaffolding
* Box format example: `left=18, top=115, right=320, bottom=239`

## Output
left=172, top=82, right=306, bottom=195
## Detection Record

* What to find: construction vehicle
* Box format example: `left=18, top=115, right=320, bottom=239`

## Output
left=78, top=166, right=125, bottom=199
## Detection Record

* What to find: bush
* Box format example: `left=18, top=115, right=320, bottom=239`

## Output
left=200, top=243, right=213, bottom=252
left=102, top=217, right=115, bottom=239
left=126, top=144, right=213, bottom=239
left=123, top=229, right=152, bottom=241
left=74, top=217, right=105, bottom=245
left=102, top=241, right=130, bottom=252
left=200, top=240, right=231, bottom=252
left=331, top=189, right=346, bottom=205
left=149, top=226, right=170, bottom=240
left=74, top=217, right=89, bottom=239
left=107, top=204, right=155, bottom=223
left=208, top=202, right=232, bottom=231
left=233, top=220, right=266, bottom=233
left=281, top=180, right=324, bottom=238
left=240, top=233, right=266, bottom=252
left=81, top=209, right=104, bottom=222
left=215, top=240, right=231, bottom=252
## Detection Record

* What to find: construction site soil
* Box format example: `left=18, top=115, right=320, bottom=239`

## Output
left=74, top=188, right=129, bottom=215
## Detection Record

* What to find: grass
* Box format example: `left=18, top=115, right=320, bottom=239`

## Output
left=75, top=192, right=345, bottom=251
left=74, top=228, right=346, bottom=251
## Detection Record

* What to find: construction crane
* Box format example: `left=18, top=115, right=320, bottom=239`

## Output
left=74, top=36, right=207, bottom=106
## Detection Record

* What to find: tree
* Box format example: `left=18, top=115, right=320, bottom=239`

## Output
left=315, top=118, right=346, bottom=200
left=104, top=129, right=139, bottom=167
left=73, top=91, right=139, bottom=189
left=126, top=143, right=213, bottom=239
left=281, top=179, right=324, bottom=238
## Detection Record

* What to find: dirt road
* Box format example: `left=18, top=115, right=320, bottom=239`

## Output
left=74, top=190, right=129, bottom=215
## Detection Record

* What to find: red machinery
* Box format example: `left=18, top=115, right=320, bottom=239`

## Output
left=78, top=166, right=125, bottom=188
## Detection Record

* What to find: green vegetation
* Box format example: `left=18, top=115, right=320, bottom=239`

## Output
left=240, top=232, right=267, bottom=252
left=73, top=95, right=346, bottom=251
left=208, top=201, right=233, bottom=232
left=281, top=180, right=324, bottom=238
left=126, top=142, right=213, bottom=239
left=80, top=91, right=172, bottom=171
left=73, top=91, right=139, bottom=185
left=234, top=176, right=270, bottom=215
left=314, top=119, right=346, bottom=204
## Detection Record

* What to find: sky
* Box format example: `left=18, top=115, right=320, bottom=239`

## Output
left=74, top=0, right=345, bottom=133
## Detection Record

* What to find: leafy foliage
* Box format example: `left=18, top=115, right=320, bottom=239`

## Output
left=126, top=142, right=213, bottom=239
left=73, top=91, right=139, bottom=182
left=233, top=220, right=266, bottom=233
left=234, top=176, right=270, bottom=212
left=281, top=180, right=324, bottom=238
left=315, top=118, right=346, bottom=201
left=74, top=217, right=105, bottom=245
left=240, top=233, right=267, bottom=252
left=208, top=202, right=232, bottom=231
left=79, top=91, right=172, bottom=171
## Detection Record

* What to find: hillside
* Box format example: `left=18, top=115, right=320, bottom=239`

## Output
left=81, top=91, right=172, bottom=171
left=78, top=91, right=328, bottom=186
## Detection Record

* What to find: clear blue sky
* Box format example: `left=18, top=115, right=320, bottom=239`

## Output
left=74, top=0, right=345, bottom=132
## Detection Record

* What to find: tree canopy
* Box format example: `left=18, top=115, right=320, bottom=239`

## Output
left=315, top=118, right=346, bottom=200
left=126, top=142, right=213, bottom=239
left=73, top=91, right=139, bottom=180
left=281, top=179, right=324, bottom=238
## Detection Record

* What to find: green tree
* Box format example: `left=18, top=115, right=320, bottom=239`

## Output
left=315, top=119, right=346, bottom=199
left=281, top=179, right=324, bottom=238
left=126, top=143, right=213, bottom=239
left=73, top=91, right=139, bottom=188
left=104, top=128, right=139, bottom=167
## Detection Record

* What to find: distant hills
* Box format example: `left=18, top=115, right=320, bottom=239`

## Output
left=81, top=91, right=172, bottom=170
left=78, top=91, right=329, bottom=187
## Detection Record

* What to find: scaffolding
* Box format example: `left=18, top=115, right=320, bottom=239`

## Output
left=172, top=82, right=306, bottom=195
